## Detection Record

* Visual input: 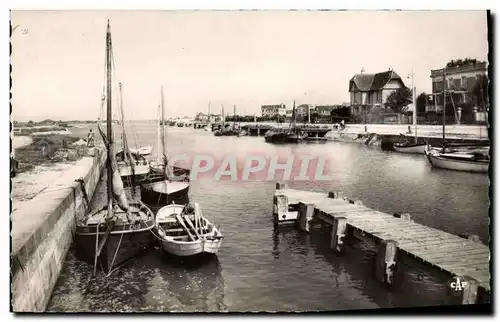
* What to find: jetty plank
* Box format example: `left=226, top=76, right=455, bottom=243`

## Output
left=274, top=188, right=490, bottom=292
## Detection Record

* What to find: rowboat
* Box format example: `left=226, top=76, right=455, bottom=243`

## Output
left=393, top=141, right=427, bottom=154
left=129, top=145, right=152, bottom=156
left=155, top=203, right=223, bottom=257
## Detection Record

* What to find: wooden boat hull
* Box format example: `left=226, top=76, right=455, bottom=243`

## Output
left=425, top=146, right=489, bottom=173
left=160, top=238, right=222, bottom=257
left=265, top=132, right=305, bottom=143
left=141, top=180, right=190, bottom=207
left=118, top=164, right=150, bottom=185
left=129, top=146, right=152, bottom=156
left=75, top=220, right=154, bottom=272
left=155, top=204, right=223, bottom=257
left=149, top=162, right=191, bottom=179
left=393, top=143, right=427, bottom=154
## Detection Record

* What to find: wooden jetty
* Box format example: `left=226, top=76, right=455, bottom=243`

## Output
left=273, top=182, right=490, bottom=304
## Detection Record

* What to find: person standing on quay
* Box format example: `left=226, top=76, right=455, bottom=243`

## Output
left=87, top=129, right=95, bottom=147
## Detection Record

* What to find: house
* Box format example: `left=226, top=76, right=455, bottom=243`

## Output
left=314, top=105, right=339, bottom=117
left=194, top=112, right=222, bottom=122
left=296, top=104, right=315, bottom=117
left=261, top=104, right=286, bottom=117
left=348, top=69, right=407, bottom=118
left=429, top=60, right=488, bottom=114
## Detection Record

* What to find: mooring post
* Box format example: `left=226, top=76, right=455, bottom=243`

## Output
left=330, top=216, right=347, bottom=253
left=276, top=182, right=288, bottom=190
left=354, top=200, right=363, bottom=205
left=461, top=276, right=480, bottom=304
left=375, top=240, right=398, bottom=286
left=328, top=191, right=344, bottom=200
left=274, top=194, right=289, bottom=226
left=297, top=203, right=315, bottom=232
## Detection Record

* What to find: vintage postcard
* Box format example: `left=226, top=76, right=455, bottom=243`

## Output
left=10, top=10, right=491, bottom=313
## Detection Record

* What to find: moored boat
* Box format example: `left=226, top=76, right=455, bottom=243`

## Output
left=141, top=87, right=190, bottom=209
left=424, top=145, right=489, bottom=173
left=393, top=141, right=427, bottom=154
left=75, top=21, right=155, bottom=276
left=155, top=203, right=223, bottom=257
left=264, top=100, right=306, bottom=144
left=129, top=145, right=152, bottom=156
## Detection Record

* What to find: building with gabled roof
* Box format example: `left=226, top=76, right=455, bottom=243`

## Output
left=348, top=69, right=407, bottom=120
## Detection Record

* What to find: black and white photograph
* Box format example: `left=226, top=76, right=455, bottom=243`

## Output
left=9, top=9, right=492, bottom=313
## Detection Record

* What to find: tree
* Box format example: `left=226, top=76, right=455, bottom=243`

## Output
left=473, top=74, right=489, bottom=111
left=384, top=87, right=412, bottom=114
left=416, top=92, right=427, bottom=115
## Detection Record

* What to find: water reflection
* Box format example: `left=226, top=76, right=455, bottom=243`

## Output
left=48, top=248, right=226, bottom=312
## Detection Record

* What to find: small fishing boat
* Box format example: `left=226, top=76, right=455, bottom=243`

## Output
left=424, top=67, right=489, bottom=173
left=129, top=145, right=152, bottom=156
left=424, top=145, right=489, bottom=173
left=393, top=139, right=427, bottom=154
left=115, top=83, right=150, bottom=185
left=264, top=100, right=307, bottom=144
left=155, top=203, right=223, bottom=257
left=141, top=87, right=190, bottom=208
left=75, top=21, right=155, bottom=276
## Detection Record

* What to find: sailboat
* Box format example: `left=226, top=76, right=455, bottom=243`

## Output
left=393, top=71, right=427, bottom=154
left=141, top=87, right=190, bottom=208
left=424, top=68, right=490, bottom=173
left=75, top=21, right=155, bottom=275
left=114, top=82, right=150, bottom=185
left=265, top=100, right=307, bottom=143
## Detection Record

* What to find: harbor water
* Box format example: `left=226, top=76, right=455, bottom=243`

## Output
left=47, top=122, right=490, bottom=312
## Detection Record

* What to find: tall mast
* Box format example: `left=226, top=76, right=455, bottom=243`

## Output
left=442, top=68, right=446, bottom=149
left=156, top=103, right=162, bottom=164
left=106, top=20, right=113, bottom=211
left=411, top=69, right=417, bottom=143
left=160, top=86, right=166, bottom=162
left=118, top=82, right=129, bottom=164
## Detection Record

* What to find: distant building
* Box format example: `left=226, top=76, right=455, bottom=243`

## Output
left=348, top=69, right=406, bottom=117
left=314, top=105, right=340, bottom=117
left=261, top=104, right=286, bottom=117
left=296, top=104, right=315, bottom=117
left=429, top=60, right=488, bottom=113
left=194, top=112, right=222, bottom=122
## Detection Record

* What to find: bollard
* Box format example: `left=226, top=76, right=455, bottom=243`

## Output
left=375, top=240, right=398, bottom=287
left=354, top=200, right=364, bottom=206
left=276, top=182, right=288, bottom=190
left=297, top=203, right=315, bottom=232
left=330, top=217, right=347, bottom=253
left=328, top=191, right=344, bottom=200
left=400, top=213, right=412, bottom=221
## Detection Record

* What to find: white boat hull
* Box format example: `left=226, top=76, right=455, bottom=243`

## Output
left=393, top=144, right=426, bottom=154
left=130, top=146, right=152, bottom=156
left=425, top=147, right=489, bottom=173
left=160, top=237, right=222, bottom=257
left=155, top=204, right=223, bottom=257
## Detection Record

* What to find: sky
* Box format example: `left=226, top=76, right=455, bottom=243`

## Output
left=11, top=10, right=489, bottom=121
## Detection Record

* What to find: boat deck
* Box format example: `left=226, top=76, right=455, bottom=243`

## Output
left=274, top=187, right=490, bottom=293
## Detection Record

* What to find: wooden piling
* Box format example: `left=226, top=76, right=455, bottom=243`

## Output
left=330, top=216, right=347, bottom=253
left=461, top=276, right=480, bottom=304
left=274, top=194, right=289, bottom=227
left=297, top=203, right=315, bottom=232
left=276, top=182, right=288, bottom=190
left=375, top=240, right=398, bottom=287
left=328, top=191, right=344, bottom=200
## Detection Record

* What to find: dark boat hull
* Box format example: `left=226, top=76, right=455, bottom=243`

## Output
left=141, top=181, right=190, bottom=209
left=75, top=219, right=154, bottom=272
left=265, top=132, right=304, bottom=143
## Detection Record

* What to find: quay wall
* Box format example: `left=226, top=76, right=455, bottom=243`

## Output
left=11, top=147, right=106, bottom=312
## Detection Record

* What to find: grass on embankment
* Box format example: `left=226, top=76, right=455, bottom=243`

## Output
left=14, top=135, right=85, bottom=173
